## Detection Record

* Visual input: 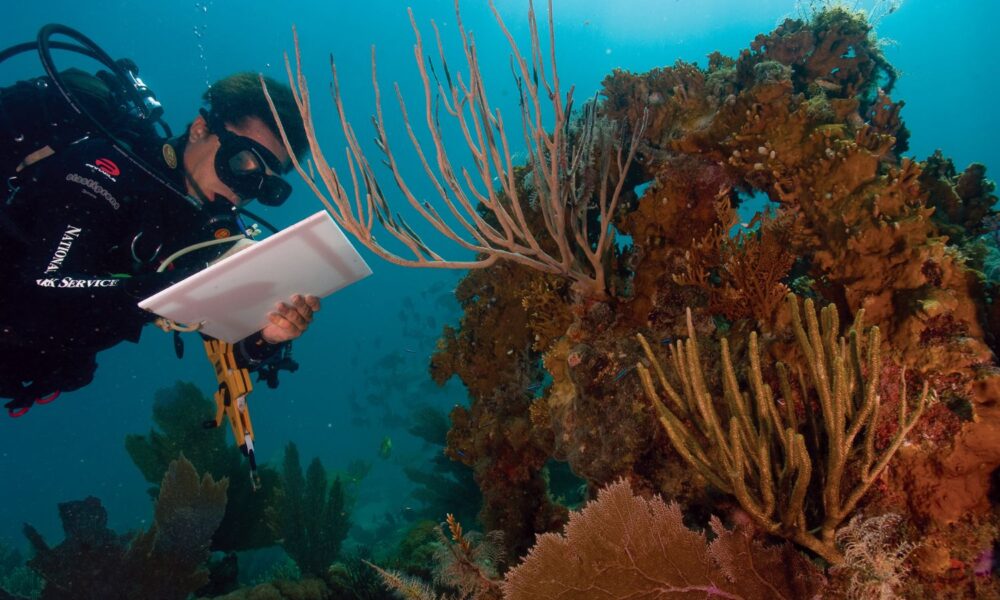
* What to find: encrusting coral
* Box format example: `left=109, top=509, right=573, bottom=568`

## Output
left=431, top=262, right=569, bottom=558
left=22, top=456, right=226, bottom=600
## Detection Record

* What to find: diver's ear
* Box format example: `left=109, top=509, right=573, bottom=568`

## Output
left=188, top=115, right=209, bottom=142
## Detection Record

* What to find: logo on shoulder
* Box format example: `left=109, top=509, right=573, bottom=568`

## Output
left=86, top=157, right=120, bottom=182
left=162, top=143, right=178, bottom=169
left=95, top=158, right=120, bottom=177
left=66, top=173, right=120, bottom=210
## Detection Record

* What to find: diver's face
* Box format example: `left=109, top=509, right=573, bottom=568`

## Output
left=182, top=114, right=291, bottom=206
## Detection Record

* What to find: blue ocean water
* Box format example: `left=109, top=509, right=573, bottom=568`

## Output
left=0, top=0, right=995, bottom=568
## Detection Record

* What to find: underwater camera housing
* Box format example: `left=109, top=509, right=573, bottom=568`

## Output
left=0, top=24, right=186, bottom=199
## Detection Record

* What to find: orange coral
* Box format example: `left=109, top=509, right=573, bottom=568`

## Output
left=712, top=216, right=796, bottom=325
left=430, top=261, right=540, bottom=398
left=746, top=7, right=895, bottom=100
left=677, top=205, right=797, bottom=327
left=445, top=513, right=472, bottom=555
left=521, top=276, right=573, bottom=352
left=921, top=151, right=998, bottom=244
left=670, top=192, right=739, bottom=291
left=432, top=261, right=567, bottom=557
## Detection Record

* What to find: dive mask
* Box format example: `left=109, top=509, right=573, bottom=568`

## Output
left=202, top=109, right=292, bottom=207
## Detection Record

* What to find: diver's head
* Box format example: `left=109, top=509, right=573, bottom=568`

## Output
left=182, top=73, right=308, bottom=208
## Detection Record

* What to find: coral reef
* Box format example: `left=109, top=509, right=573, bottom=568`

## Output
left=431, top=515, right=504, bottom=599
left=384, top=520, right=441, bottom=583
left=432, top=262, right=569, bottom=558
left=268, top=442, right=351, bottom=577
left=19, top=4, right=991, bottom=598
left=428, top=3, right=999, bottom=596
left=23, top=456, right=226, bottom=600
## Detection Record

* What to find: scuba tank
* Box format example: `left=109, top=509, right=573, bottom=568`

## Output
left=0, top=25, right=174, bottom=188
left=0, top=67, right=117, bottom=177
left=0, top=25, right=279, bottom=244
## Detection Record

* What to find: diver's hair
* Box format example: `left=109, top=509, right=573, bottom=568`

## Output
left=202, top=72, right=308, bottom=162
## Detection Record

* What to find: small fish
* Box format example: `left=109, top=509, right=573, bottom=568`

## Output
left=660, top=336, right=673, bottom=346
left=814, top=78, right=840, bottom=92
left=525, top=382, right=545, bottom=394
left=614, top=365, right=636, bottom=381
left=378, top=436, right=393, bottom=460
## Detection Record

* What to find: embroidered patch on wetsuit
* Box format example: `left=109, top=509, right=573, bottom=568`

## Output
left=162, top=143, right=178, bottom=169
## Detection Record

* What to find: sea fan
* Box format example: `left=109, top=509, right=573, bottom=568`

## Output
left=502, top=479, right=826, bottom=600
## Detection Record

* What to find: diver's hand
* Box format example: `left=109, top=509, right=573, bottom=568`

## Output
left=261, top=294, right=321, bottom=344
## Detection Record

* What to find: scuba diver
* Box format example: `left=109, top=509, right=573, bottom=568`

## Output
left=0, top=25, right=320, bottom=417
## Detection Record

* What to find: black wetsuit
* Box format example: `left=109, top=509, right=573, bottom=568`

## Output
left=0, top=134, right=280, bottom=411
